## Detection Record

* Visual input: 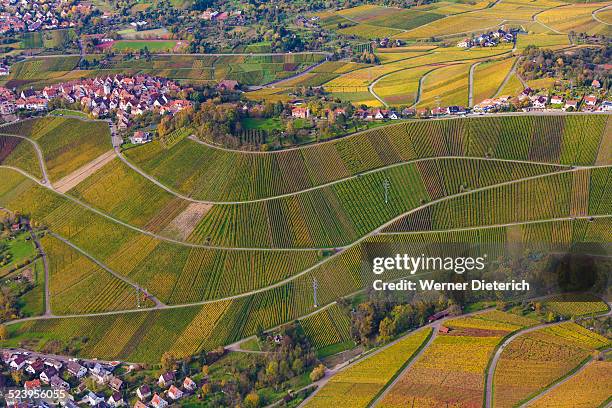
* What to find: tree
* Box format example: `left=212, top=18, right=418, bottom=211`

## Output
left=201, top=382, right=212, bottom=398
left=244, top=391, right=260, bottom=408
left=309, top=364, right=326, bottom=382
left=377, top=316, right=396, bottom=344
left=161, top=352, right=176, bottom=371
left=291, top=358, right=303, bottom=375
left=201, top=364, right=209, bottom=376
left=0, top=324, right=8, bottom=340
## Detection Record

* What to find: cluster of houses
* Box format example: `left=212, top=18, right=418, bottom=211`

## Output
left=0, top=75, right=193, bottom=129
left=457, top=28, right=515, bottom=48
left=0, top=0, right=91, bottom=34
left=199, top=9, right=243, bottom=22
left=2, top=350, right=201, bottom=407
left=474, top=87, right=611, bottom=113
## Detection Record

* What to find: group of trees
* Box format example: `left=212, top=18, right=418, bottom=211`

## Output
left=518, top=44, right=611, bottom=88
left=348, top=292, right=456, bottom=346
left=171, top=323, right=318, bottom=407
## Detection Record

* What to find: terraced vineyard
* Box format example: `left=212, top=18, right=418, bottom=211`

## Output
left=124, top=115, right=610, bottom=201
left=305, top=328, right=433, bottom=408
left=0, top=135, right=43, bottom=180
left=377, top=311, right=538, bottom=408
left=492, top=322, right=610, bottom=407
left=0, top=113, right=610, bottom=371
left=1, top=117, right=111, bottom=182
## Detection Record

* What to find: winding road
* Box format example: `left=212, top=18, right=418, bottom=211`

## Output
left=0, top=133, right=50, bottom=185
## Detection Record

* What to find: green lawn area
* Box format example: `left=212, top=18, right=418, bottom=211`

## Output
left=17, top=259, right=45, bottom=317
left=316, top=340, right=355, bottom=358
left=0, top=232, right=38, bottom=277
left=48, top=109, right=88, bottom=118
left=240, top=337, right=261, bottom=351
left=241, top=117, right=283, bottom=131
left=112, top=40, right=179, bottom=52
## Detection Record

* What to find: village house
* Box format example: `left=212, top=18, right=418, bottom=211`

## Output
left=134, top=402, right=148, bottom=408
left=66, top=361, right=87, bottom=379
left=24, top=379, right=41, bottom=390
left=531, top=95, right=547, bottom=109
left=183, top=377, right=197, bottom=392
left=90, top=363, right=110, bottom=384
left=107, top=392, right=125, bottom=407
left=50, top=375, right=70, bottom=390
left=110, top=376, right=124, bottom=392
left=44, top=358, right=63, bottom=371
left=167, top=385, right=183, bottom=400
left=158, top=371, right=175, bottom=387
left=291, top=106, right=310, bottom=119
left=137, top=384, right=151, bottom=400
left=599, top=101, right=612, bottom=112
left=564, top=100, right=578, bottom=111
left=217, top=79, right=239, bottom=91
left=40, top=367, right=58, bottom=384
left=85, top=391, right=104, bottom=406
left=584, top=95, right=598, bottom=106
left=550, top=95, right=564, bottom=105
left=25, top=359, right=45, bottom=375
left=151, top=393, right=169, bottom=408
left=9, top=355, right=26, bottom=371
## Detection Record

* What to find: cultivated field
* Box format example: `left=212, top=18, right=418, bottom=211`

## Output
left=493, top=322, right=610, bottom=407
left=305, top=328, right=432, bottom=408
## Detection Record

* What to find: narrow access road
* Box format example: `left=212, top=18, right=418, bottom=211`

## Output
left=468, top=61, right=481, bottom=107
left=592, top=5, right=612, bottom=25
left=0, top=133, right=50, bottom=186
left=26, top=224, right=52, bottom=317
left=368, top=74, right=389, bottom=107
left=48, top=232, right=166, bottom=308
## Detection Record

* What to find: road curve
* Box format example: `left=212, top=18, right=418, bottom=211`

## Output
left=485, top=304, right=612, bottom=408
left=0, top=133, right=50, bottom=185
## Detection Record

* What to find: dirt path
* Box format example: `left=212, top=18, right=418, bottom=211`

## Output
left=53, top=150, right=116, bottom=193
left=592, top=4, right=612, bottom=25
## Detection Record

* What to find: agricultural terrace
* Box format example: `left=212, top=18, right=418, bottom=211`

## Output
left=377, top=311, right=538, bottom=408
left=0, top=135, right=43, bottom=180
left=537, top=3, right=612, bottom=36
left=492, top=322, right=611, bottom=408
left=0, top=169, right=324, bottom=304
left=315, top=1, right=510, bottom=41
left=528, top=360, right=612, bottom=408
left=1, top=117, right=111, bottom=182
left=542, top=293, right=610, bottom=317
left=385, top=167, right=612, bottom=234
left=0, top=113, right=610, bottom=363
left=304, top=328, right=432, bottom=408
left=472, top=57, right=517, bottom=104
left=44, top=234, right=155, bottom=315
left=123, top=115, right=611, bottom=202
left=322, top=45, right=512, bottom=106
left=299, top=304, right=353, bottom=355
left=1, top=194, right=610, bottom=362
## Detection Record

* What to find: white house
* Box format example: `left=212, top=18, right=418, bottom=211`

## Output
left=158, top=372, right=175, bottom=387
left=107, top=392, right=124, bottom=407
left=550, top=95, right=563, bottom=105
left=150, top=393, right=168, bottom=408
left=599, top=101, right=612, bottom=112
left=584, top=95, right=598, bottom=106
left=85, top=392, right=104, bottom=406
left=9, top=356, right=26, bottom=371
left=66, top=361, right=87, bottom=379
left=137, top=385, right=151, bottom=400
left=168, top=385, right=183, bottom=400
